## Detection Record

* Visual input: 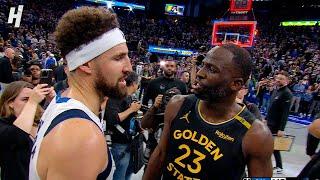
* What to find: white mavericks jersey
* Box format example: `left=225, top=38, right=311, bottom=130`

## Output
left=29, top=96, right=115, bottom=180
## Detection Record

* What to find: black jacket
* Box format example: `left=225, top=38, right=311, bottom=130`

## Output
left=142, top=76, right=187, bottom=106
left=0, top=56, right=14, bottom=84
left=105, top=97, right=137, bottom=144
left=0, top=116, right=33, bottom=180
left=266, top=86, right=293, bottom=131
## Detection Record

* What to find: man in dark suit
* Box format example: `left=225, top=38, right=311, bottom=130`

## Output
left=266, top=71, right=293, bottom=174
left=0, top=48, right=15, bottom=94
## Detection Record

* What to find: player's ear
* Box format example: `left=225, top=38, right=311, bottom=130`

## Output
left=231, top=78, right=244, bottom=91
left=78, top=61, right=94, bottom=74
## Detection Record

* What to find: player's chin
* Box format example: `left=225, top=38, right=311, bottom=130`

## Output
left=193, top=87, right=204, bottom=96
left=194, top=92, right=208, bottom=101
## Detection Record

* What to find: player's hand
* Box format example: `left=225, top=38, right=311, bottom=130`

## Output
left=29, top=84, right=51, bottom=104
left=130, top=101, right=141, bottom=112
left=46, top=87, right=56, bottom=101
left=154, top=94, right=163, bottom=108
left=277, top=130, right=285, bottom=137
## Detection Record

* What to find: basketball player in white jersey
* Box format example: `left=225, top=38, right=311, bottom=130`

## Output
left=29, top=7, right=132, bottom=180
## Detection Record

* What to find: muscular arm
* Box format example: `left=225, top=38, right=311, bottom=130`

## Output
left=243, top=120, right=273, bottom=177
left=307, top=118, right=320, bottom=156
left=143, top=95, right=186, bottom=180
left=39, top=119, right=107, bottom=180
left=309, top=118, right=320, bottom=139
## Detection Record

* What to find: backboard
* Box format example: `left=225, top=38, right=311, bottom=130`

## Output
left=212, top=21, right=257, bottom=47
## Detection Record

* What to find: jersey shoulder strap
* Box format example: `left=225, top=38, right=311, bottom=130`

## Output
left=44, top=109, right=96, bottom=137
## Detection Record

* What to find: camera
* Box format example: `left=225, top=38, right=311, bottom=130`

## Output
left=157, top=87, right=182, bottom=114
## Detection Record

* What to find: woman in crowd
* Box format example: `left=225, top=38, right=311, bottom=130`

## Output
left=0, top=81, right=54, bottom=180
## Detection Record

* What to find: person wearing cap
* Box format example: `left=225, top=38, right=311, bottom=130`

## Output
left=29, top=7, right=132, bottom=180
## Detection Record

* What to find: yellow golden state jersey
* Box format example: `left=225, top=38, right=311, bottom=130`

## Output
left=162, top=95, right=255, bottom=180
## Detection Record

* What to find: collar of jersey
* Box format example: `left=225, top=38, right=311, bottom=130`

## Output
left=197, top=100, right=246, bottom=126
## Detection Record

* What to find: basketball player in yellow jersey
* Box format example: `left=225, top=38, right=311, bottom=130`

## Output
left=144, top=44, right=273, bottom=180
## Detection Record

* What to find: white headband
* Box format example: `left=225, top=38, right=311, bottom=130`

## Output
left=66, top=28, right=126, bottom=71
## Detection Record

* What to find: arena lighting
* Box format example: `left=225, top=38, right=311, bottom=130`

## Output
left=159, top=61, right=166, bottom=67
left=85, top=0, right=145, bottom=10
left=148, top=46, right=194, bottom=56
left=212, top=21, right=257, bottom=47
left=280, top=21, right=319, bottom=26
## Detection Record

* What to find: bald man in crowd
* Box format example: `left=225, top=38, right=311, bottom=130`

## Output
left=0, top=48, right=15, bottom=95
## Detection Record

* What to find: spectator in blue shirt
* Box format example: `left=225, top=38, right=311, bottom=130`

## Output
left=44, top=54, right=57, bottom=69
left=262, top=82, right=275, bottom=112
left=300, top=86, right=314, bottom=117
left=245, top=75, right=259, bottom=105
left=290, top=80, right=306, bottom=114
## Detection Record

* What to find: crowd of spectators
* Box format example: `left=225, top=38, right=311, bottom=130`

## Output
left=251, top=25, right=320, bottom=117
left=0, top=0, right=319, bottom=116
left=0, top=1, right=320, bottom=179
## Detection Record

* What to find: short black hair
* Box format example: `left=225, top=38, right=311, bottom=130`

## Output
left=28, top=62, right=42, bottom=69
left=221, top=44, right=252, bottom=83
left=125, top=71, right=139, bottom=87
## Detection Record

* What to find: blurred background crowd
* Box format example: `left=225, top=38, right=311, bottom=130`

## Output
left=1, top=0, right=319, bottom=119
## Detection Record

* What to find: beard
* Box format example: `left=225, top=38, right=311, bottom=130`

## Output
left=95, top=68, right=127, bottom=100
left=194, top=84, right=233, bottom=103
left=164, top=70, right=175, bottom=77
